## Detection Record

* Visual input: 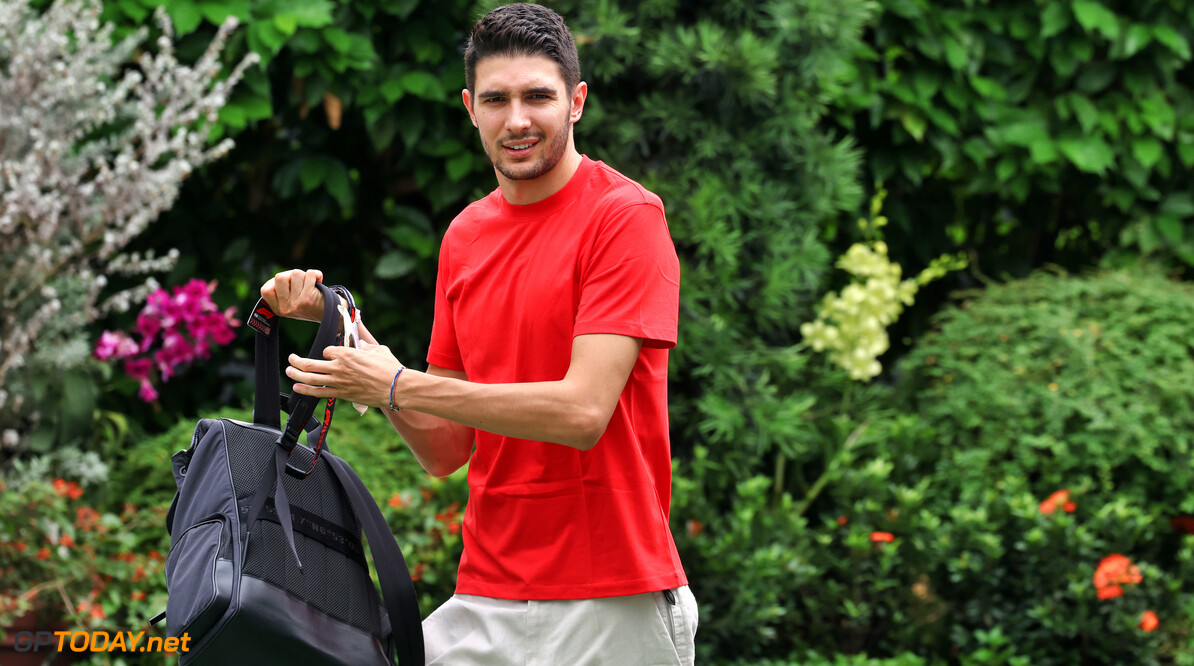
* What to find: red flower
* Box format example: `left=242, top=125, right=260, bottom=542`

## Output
left=1093, top=554, right=1142, bottom=600
left=870, top=531, right=895, bottom=543
left=36, top=547, right=50, bottom=561
left=76, top=507, right=100, bottom=531
left=1039, top=489, right=1070, bottom=515
left=837, top=515, right=848, bottom=526
left=1062, top=501, right=1076, bottom=513
left=410, top=563, right=425, bottom=581
left=686, top=519, right=705, bottom=537
left=1140, top=610, right=1159, bottom=632
left=53, top=479, right=69, bottom=496
left=130, top=591, right=147, bottom=602
left=387, top=493, right=407, bottom=509
left=1097, top=585, right=1123, bottom=600
left=59, top=534, right=75, bottom=548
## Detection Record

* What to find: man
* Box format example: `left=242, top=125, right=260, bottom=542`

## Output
left=262, top=4, right=696, bottom=663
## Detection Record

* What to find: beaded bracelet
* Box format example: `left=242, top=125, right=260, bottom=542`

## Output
left=387, top=366, right=405, bottom=412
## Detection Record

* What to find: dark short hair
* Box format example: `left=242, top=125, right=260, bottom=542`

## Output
left=464, top=3, right=581, bottom=95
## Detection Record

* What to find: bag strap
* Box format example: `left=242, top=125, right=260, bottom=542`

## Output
left=326, top=454, right=424, bottom=666
left=249, top=281, right=345, bottom=479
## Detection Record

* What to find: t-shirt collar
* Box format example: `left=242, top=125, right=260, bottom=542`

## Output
left=497, top=155, right=595, bottom=221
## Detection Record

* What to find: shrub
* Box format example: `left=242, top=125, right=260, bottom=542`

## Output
left=0, top=467, right=169, bottom=639
left=671, top=265, right=1194, bottom=664
left=0, top=0, right=254, bottom=454
left=901, top=265, right=1194, bottom=514
left=888, top=265, right=1194, bottom=664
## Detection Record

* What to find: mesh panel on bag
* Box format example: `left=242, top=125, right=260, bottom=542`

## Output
left=221, top=419, right=384, bottom=637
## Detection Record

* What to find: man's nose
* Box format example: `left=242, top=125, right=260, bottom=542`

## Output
left=506, top=101, right=533, bottom=133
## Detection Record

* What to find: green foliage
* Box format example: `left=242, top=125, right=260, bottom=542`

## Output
left=0, top=470, right=169, bottom=641
left=670, top=267, right=1194, bottom=664
left=901, top=265, right=1194, bottom=514
left=832, top=0, right=1194, bottom=275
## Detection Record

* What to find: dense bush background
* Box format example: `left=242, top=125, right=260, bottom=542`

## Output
left=3, top=0, right=1194, bottom=664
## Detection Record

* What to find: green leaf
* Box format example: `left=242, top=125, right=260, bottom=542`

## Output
left=380, top=80, right=406, bottom=104
left=117, top=0, right=149, bottom=22
left=198, top=0, right=250, bottom=24
left=1131, top=137, right=1163, bottom=168
left=1075, top=63, right=1116, bottom=93
left=446, top=153, right=473, bottom=182
left=998, top=121, right=1050, bottom=148
left=400, top=71, right=447, bottom=101
left=898, top=109, right=927, bottom=142
left=1041, top=4, right=1070, bottom=39
left=1066, top=94, right=1100, bottom=133
left=1160, top=193, right=1194, bottom=218
left=217, top=104, right=246, bottom=129
left=942, top=35, right=968, bottom=71
left=324, top=163, right=353, bottom=209
left=1072, top=1, right=1120, bottom=40
left=1179, top=138, right=1194, bottom=168
left=1057, top=133, right=1115, bottom=173
left=300, top=158, right=329, bottom=192
left=322, top=26, right=351, bottom=53
left=1117, top=24, right=1153, bottom=59
left=1139, top=94, right=1176, bottom=140
left=1155, top=215, right=1183, bottom=244
left=260, top=0, right=334, bottom=28
left=274, top=14, right=297, bottom=36
left=248, top=20, right=288, bottom=58
left=367, top=110, right=399, bottom=151
left=165, top=0, right=203, bottom=36
left=375, top=251, right=418, bottom=279
left=970, top=76, right=1006, bottom=101
left=1152, top=25, right=1192, bottom=60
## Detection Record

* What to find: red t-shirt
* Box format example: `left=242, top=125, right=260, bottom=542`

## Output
left=427, top=156, right=686, bottom=599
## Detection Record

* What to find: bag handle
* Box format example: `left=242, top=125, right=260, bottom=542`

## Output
left=249, top=281, right=346, bottom=479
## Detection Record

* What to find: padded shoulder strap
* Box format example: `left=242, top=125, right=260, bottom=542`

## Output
left=325, top=454, right=424, bottom=666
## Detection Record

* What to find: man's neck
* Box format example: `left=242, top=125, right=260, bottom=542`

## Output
left=498, top=150, right=583, bottom=206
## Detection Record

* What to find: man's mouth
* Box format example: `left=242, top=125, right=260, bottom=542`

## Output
left=502, top=138, right=539, bottom=155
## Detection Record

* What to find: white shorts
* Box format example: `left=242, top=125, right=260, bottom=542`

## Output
left=422, top=586, right=699, bottom=665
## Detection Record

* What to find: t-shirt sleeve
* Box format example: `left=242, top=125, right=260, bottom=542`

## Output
left=426, top=234, right=465, bottom=370
left=573, top=202, right=680, bottom=349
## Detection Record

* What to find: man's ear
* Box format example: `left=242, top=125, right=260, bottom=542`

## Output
left=462, top=88, right=478, bottom=127
left=569, top=81, right=588, bottom=125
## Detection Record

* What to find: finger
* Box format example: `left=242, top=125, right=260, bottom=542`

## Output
left=286, top=366, right=332, bottom=387
left=260, top=277, right=278, bottom=310
left=291, top=382, right=334, bottom=399
left=274, top=270, right=293, bottom=308
left=288, top=352, right=333, bottom=371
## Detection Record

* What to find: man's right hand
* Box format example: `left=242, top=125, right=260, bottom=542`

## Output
left=260, top=269, right=326, bottom=322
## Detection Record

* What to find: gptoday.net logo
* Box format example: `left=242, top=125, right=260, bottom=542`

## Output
left=10, top=629, right=190, bottom=655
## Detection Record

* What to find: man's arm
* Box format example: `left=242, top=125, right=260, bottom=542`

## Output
left=286, top=323, right=642, bottom=474
left=262, top=269, right=644, bottom=475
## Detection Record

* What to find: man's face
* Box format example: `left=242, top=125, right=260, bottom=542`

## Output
left=464, top=55, right=584, bottom=183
